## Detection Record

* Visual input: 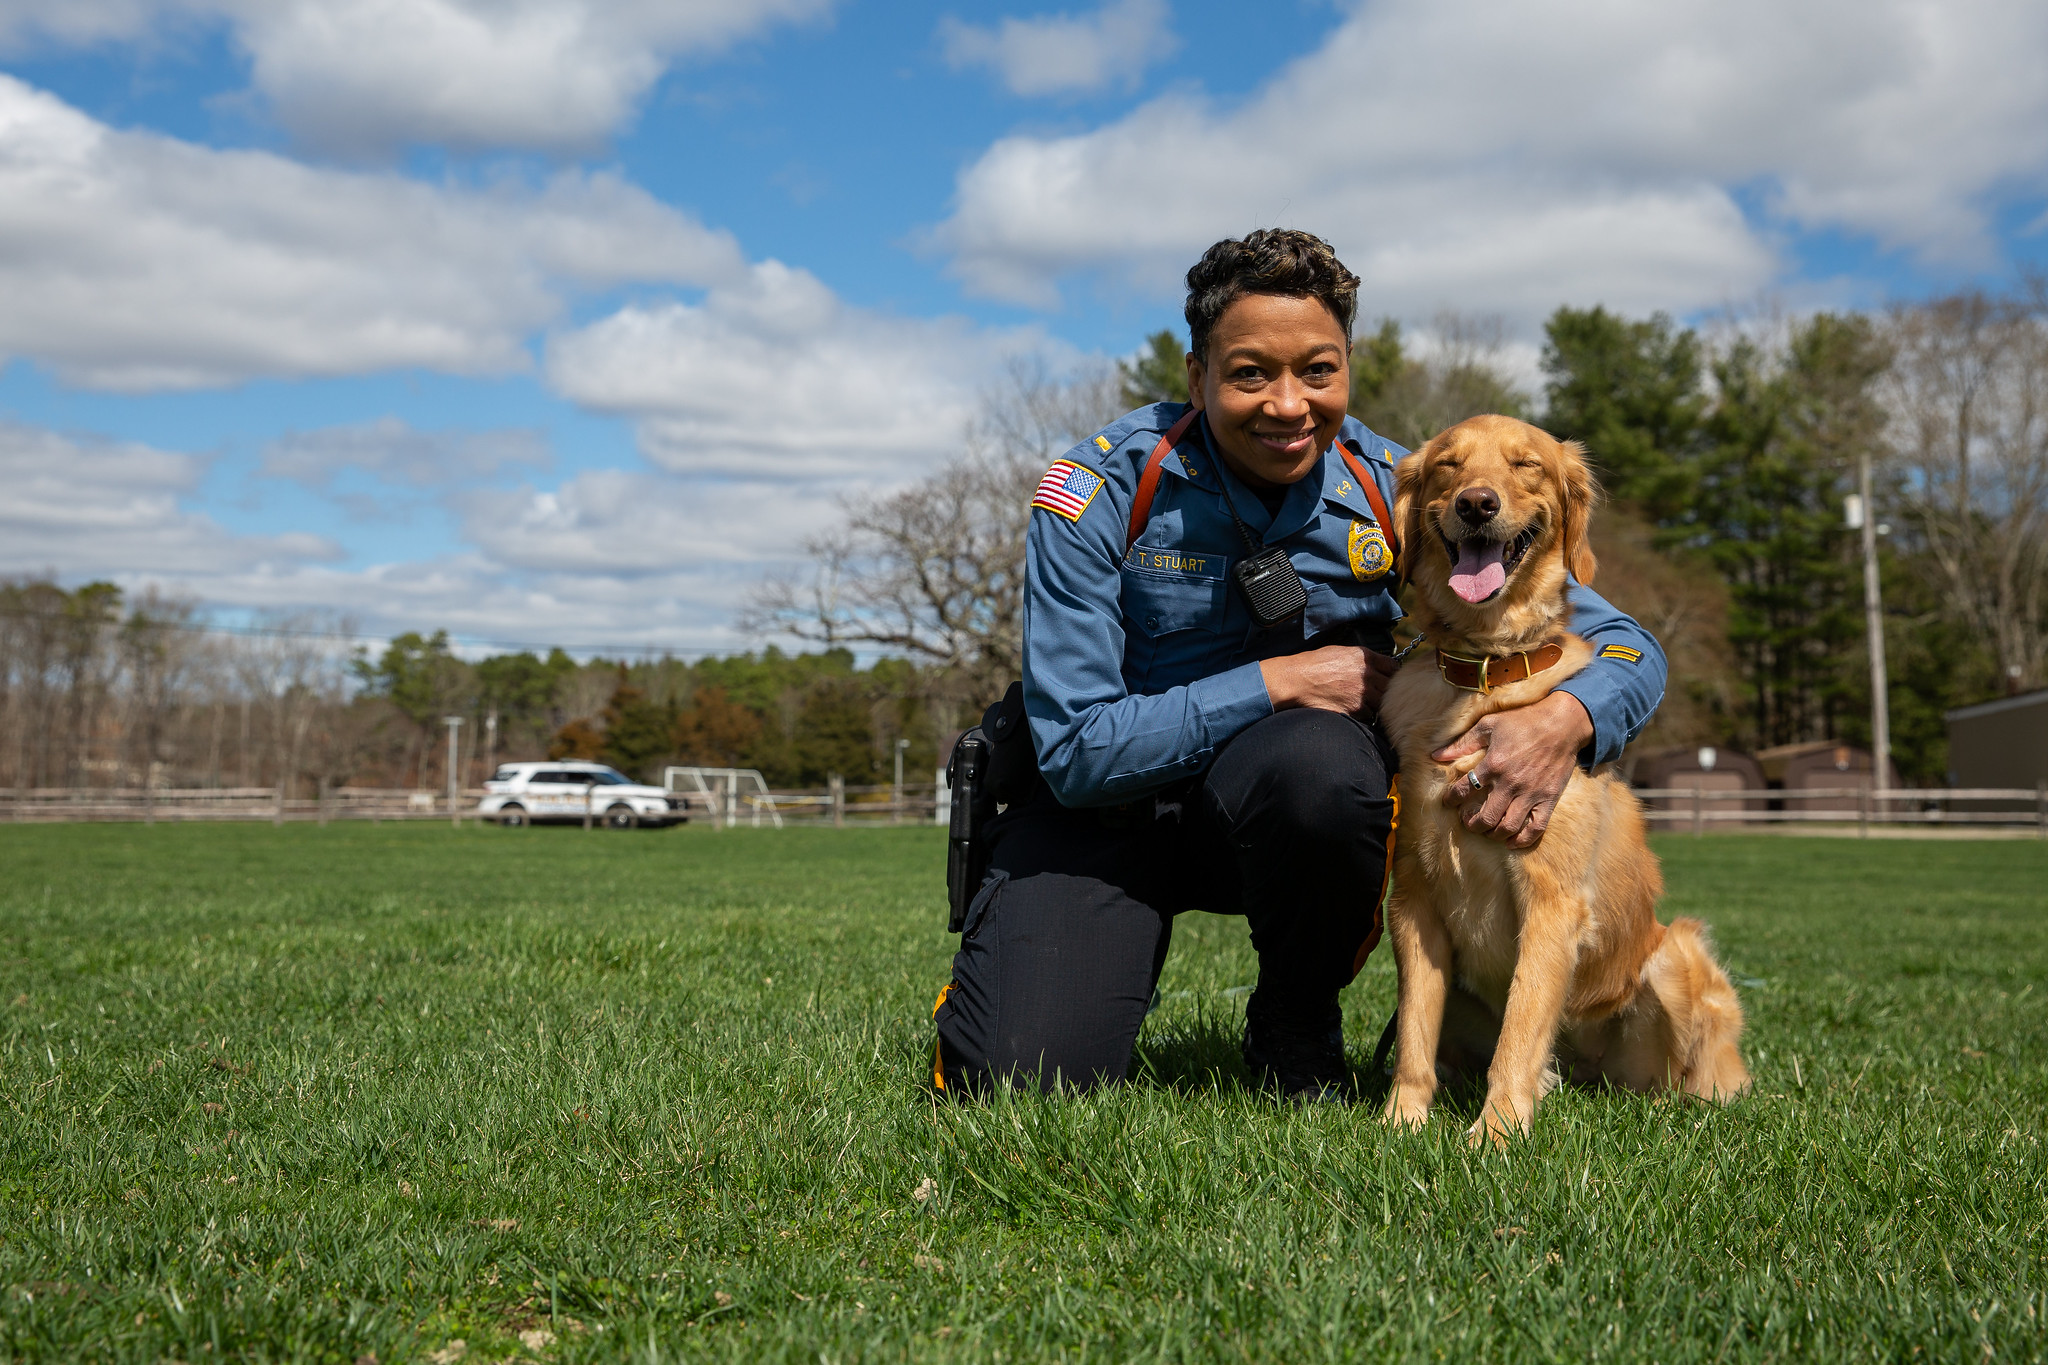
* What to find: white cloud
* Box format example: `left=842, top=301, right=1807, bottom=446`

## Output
left=454, top=470, right=840, bottom=573
left=247, top=556, right=779, bottom=650
left=0, top=415, right=819, bottom=649
left=315, top=461, right=858, bottom=645
left=2, top=263, right=1069, bottom=646
left=232, top=0, right=835, bottom=155
left=939, top=0, right=1173, bottom=98
left=0, top=423, right=341, bottom=577
left=0, top=75, right=744, bottom=390
left=260, top=418, right=550, bottom=489
left=0, top=0, right=835, bottom=153
left=1, top=259, right=1069, bottom=649
left=545, top=260, right=1052, bottom=479
left=931, top=0, right=2048, bottom=322
left=0, top=0, right=176, bottom=47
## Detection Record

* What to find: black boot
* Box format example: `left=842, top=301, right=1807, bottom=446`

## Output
left=1241, top=988, right=1352, bottom=1104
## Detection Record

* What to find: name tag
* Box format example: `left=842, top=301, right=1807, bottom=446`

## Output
left=1123, top=546, right=1223, bottom=578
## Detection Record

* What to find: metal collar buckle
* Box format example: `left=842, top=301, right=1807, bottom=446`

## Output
left=1437, top=647, right=1535, bottom=696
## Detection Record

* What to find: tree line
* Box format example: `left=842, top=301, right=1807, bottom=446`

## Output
left=0, top=592, right=962, bottom=796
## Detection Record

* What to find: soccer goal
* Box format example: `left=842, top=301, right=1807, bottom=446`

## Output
left=662, top=767, right=793, bottom=828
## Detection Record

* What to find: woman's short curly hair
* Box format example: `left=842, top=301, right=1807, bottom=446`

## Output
left=1184, top=229, right=1359, bottom=363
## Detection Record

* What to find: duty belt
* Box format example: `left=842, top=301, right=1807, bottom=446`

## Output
left=1092, top=775, right=1199, bottom=830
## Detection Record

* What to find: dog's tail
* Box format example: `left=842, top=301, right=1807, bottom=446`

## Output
left=1644, top=918, right=1751, bottom=1101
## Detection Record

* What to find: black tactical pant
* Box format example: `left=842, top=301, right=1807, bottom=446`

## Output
left=932, top=708, right=1398, bottom=1094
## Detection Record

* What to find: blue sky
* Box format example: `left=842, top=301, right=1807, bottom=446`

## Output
left=1, top=0, right=2044, bottom=653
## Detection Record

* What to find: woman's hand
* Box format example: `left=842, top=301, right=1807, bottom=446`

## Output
left=1433, top=692, right=1593, bottom=848
left=1261, top=646, right=1399, bottom=717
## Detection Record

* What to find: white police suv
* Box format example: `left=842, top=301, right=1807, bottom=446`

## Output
left=478, top=761, right=688, bottom=829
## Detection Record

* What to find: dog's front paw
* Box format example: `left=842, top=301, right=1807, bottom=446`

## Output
left=1466, top=1093, right=1532, bottom=1150
left=1382, top=1086, right=1433, bottom=1131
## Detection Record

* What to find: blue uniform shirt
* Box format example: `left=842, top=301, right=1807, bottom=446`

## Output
left=1022, top=403, right=1668, bottom=807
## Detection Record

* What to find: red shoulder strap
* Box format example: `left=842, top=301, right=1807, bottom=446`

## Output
left=1124, top=407, right=1199, bottom=551
left=1340, top=440, right=1401, bottom=568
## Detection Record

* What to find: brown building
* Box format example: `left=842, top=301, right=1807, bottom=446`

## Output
left=1756, top=741, right=1902, bottom=814
left=1945, top=689, right=2048, bottom=794
left=1630, top=746, right=1767, bottom=821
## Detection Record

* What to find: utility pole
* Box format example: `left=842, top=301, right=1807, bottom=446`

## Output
left=443, top=716, right=464, bottom=827
left=893, top=738, right=909, bottom=825
left=482, top=710, right=498, bottom=780
left=1847, top=456, right=1891, bottom=792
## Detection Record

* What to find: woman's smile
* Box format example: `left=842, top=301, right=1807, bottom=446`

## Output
left=1251, top=426, right=1318, bottom=456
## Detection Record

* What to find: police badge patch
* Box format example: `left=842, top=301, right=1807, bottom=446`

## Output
left=1348, top=519, right=1393, bottom=581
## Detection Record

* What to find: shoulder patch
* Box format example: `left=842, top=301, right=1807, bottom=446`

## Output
left=1598, top=644, right=1644, bottom=663
left=1031, top=460, right=1106, bottom=523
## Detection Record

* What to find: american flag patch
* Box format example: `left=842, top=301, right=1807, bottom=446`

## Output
left=1031, top=460, right=1105, bottom=522
left=1599, top=644, right=1643, bottom=663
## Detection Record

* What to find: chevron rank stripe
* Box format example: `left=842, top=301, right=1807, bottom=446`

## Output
left=1031, top=460, right=1105, bottom=522
left=1600, top=644, right=1644, bottom=662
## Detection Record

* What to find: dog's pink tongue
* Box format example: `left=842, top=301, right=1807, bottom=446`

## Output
left=1449, top=540, right=1507, bottom=603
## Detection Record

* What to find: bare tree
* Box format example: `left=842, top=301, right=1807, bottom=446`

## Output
left=57, top=584, right=123, bottom=788
left=119, top=591, right=200, bottom=819
left=745, top=359, right=1124, bottom=702
left=1589, top=509, right=1740, bottom=754
left=303, top=695, right=386, bottom=823
left=1883, top=282, right=2048, bottom=691
left=231, top=612, right=358, bottom=815
left=0, top=578, right=67, bottom=787
left=554, top=663, right=621, bottom=736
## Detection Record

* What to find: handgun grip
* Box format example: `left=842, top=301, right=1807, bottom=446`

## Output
left=945, top=732, right=989, bottom=933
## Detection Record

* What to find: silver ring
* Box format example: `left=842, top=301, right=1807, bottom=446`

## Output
left=1467, top=772, right=1483, bottom=793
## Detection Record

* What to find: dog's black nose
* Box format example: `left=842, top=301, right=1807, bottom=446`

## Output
left=1455, top=487, right=1500, bottom=526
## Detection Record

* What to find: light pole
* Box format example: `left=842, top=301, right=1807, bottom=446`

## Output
left=893, top=738, right=910, bottom=825
left=1846, top=457, right=1891, bottom=792
left=443, top=716, right=464, bottom=827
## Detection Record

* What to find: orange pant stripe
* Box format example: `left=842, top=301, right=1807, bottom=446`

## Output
left=930, top=982, right=955, bottom=1091
left=1351, top=773, right=1398, bottom=979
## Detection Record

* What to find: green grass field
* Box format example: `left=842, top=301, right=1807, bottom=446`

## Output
left=3, top=823, right=2044, bottom=1363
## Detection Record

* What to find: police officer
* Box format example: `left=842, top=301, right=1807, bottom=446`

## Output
left=932, top=229, right=1666, bottom=1101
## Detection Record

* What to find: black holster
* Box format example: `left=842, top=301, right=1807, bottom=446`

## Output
left=945, top=681, right=1034, bottom=933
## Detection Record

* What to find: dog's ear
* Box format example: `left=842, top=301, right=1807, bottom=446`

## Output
left=1393, top=448, right=1428, bottom=586
left=1556, top=438, right=1600, bottom=585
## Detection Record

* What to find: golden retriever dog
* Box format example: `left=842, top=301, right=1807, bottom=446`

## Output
left=1377, top=414, right=1749, bottom=1147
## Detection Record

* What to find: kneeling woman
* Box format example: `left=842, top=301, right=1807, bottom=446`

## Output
left=932, top=229, right=1665, bottom=1101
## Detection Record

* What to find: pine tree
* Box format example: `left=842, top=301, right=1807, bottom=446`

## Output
left=1117, top=329, right=1188, bottom=409
left=598, top=671, right=675, bottom=781
left=1541, top=306, right=1704, bottom=526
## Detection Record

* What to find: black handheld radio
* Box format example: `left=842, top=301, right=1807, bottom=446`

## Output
left=1232, top=545, right=1310, bottom=628
left=1224, top=485, right=1308, bottom=629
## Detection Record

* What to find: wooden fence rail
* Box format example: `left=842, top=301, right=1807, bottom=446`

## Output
left=0, top=787, right=486, bottom=824
left=1634, top=785, right=2048, bottom=837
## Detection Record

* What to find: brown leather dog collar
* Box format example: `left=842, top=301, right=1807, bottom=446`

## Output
left=1437, top=642, right=1566, bottom=694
